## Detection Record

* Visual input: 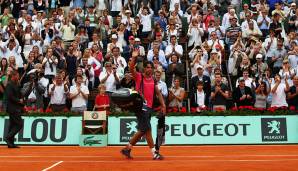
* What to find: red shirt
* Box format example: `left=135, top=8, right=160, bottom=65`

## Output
left=135, top=72, right=155, bottom=108
left=95, top=94, right=110, bottom=107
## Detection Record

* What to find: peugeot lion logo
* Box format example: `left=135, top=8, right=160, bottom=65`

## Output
left=267, top=120, right=280, bottom=134
left=120, top=119, right=145, bottom=142
left=126, top=121, right=138, bottom=134
left=261, top=118, right=287, bottom=142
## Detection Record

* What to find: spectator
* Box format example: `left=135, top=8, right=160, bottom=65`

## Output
left=236, top=69, right=255, bottom=89
left=190, top=47, right=208, bottom=77
left=21, top=70, right=46, bottom=112
left=111, top=46, right=127, bottom=70
left=120, top=70, right=135, bottom=89
left=187, top=18, right=204, bottom=49
left=279, top=59, right=295, bottom=86
left=257, top=9, right=271, bottom=39
left=152, top=56, right=165, bottom=80
left=272, top=39, right=287, bottom=74
left=48, top=74, right=69, bottom=112
left=155, top=70, right=168, bottom=100
left=69, top=75, right=89, bottom=113
left=211, top=73, right=229, bottom=111
left=166, top=53, right=185, bottom=87
left=225, top=16, right=241, bottom=48
left=288, top=76, right=298, bottom=109
left=233, top=77, right=254, bottom=107
left=190, top=80, right=208, bottom=111
left=147, top=42, right=168, bottom=69
left=191, top=65, right=211, bottom=99
left=94, top=84, right=110, bottom=111
left=254, top=81, right=270, bottom=109
left=99, top=62, right=121, bottom=92
left=42, top=47, right=58, bottom=83
left=251, top=54, right=268, bottom=80
left=168, top=77, right=185, bottom=110
left=271, top=74, right=289, bottom=108
left=165, top=35, right=183, bottom=59
left=138, top=4, right=153, bottom=38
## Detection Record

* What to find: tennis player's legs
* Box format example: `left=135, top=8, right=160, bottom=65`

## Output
left=121, top=108, right=163, bottom=159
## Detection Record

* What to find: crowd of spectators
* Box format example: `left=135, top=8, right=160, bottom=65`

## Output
left=0, top=0, right=298, bottom=113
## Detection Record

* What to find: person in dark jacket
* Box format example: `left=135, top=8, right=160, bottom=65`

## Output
left=191, top=65, right=211, bottom=99
left=232, top=77, right=254, bottom=107
left=4, top=70, right=25, bottom=148
left=191, top=81, right=208, bottom=111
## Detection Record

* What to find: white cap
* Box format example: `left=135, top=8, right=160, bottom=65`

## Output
left=196, top=65, right=203, bottom=70
left=211, top=49, right=218, bottom=54
left=135, top=38, right=140, bottom=42
left=111, top=34, right=118, bottom=39
left=256, top=54, right=263, bottom=59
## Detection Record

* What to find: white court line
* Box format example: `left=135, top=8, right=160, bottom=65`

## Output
left=41, top=161, right=63, bottom=171
left=1, top=159, right=298, bottom=163
left=1, top=154, right=298, bottom=158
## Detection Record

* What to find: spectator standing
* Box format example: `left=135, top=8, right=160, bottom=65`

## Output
left=190, top=81, right=208, bottom=111
left=48, top=74, right=69, bottom=112
left=191, top=65, right=211, bottom=100
left=165, top=35, right=183, bottom=60
left=233, top=77, right=254, bottom=107
left=210, top=73, right=229, bottom=111
left=271, top=74, right=289, bottom=108
left=99, top=62, right=120, bottom=92
left=254, top=81, right=270, bottom=109
left=42, top=47, right=58, bottom=83
left=69, top=75, right=89, bottom=113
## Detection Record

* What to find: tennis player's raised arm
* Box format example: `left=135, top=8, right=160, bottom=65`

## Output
left=129, top=50, right=139, bottom=80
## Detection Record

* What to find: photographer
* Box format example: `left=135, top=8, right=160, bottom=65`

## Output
left=21, top=69, right=46, bottom=112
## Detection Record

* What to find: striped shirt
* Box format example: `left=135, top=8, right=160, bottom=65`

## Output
left=226, top=25, right=242, bottom=45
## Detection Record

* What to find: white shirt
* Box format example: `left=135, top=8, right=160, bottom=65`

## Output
left=236, top=78, right=255, bottom=88
left=165, top=44, right=183, bottom=57
left=263, top=37, right=277, bottom=59
left=69, top=84, right=89, bottom=108
left=157, top=80, right=168, bottom=97
left=4, top=48, right=24, bottom=68
left=187, top=25, right=204, bottom=47
left=241, top=19, right=259, bottom=31
left=271, top=83, right=288, bottom=107
left=138, top=9, right=154, bottom=32
left=99, top=71, right=119, bottom=92
left=88, top=57, right=101, bottom=71
left=207, top=39, right=225, bottom=51
left=42, top=57, right=58, bottom=76
left=169, top=0, right=180, bottom=12
left=196, top=90, right=205, bottom=107
left=49, top=84, right=68, bottom=105
left=111, top=0, right=122, bottom=11
left=288, top=54, right=298, bottom=69
left=113, top=56, right=127, bottom=69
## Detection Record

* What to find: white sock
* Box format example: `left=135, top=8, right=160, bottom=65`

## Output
left=151, top=148, right=156, bottom=156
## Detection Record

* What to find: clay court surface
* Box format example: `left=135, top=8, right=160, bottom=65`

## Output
left=0, top=145, right=298, bottom=171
